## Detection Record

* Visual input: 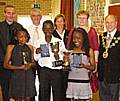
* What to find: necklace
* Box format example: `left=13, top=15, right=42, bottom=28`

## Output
left=101, top=34, right=120, bottom=59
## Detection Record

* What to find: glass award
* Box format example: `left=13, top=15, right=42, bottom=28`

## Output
left=72, top=53, right=82, bottom=68
left=40, top=44, right=50, bottom=57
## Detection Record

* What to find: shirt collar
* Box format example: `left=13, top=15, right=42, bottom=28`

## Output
left=5, top=20, right=14, bottom=27
left=56, top=29, right=65, bottom=40
left=108, top=28, right=117, bottom=38
left=32, top=24, right=41, bottom=28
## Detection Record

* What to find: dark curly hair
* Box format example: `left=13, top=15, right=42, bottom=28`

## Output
left=69, top=27, right=90, bottom=55
left=42, top=20, right=54, bottom=30
left=9, top=28, right=30, bottom=45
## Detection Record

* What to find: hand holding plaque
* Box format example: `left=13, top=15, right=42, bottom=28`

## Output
left=40, top=44, right=50, bottom=57
left=72, top=53, right=82, bottom=68
left=72, top=53, right=89, bottom=68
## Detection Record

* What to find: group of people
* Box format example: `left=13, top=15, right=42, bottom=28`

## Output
left=0, top=4, right=119, bottom=101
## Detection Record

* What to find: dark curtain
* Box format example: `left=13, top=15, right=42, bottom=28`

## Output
left=60, top=0, right=74, bottom=30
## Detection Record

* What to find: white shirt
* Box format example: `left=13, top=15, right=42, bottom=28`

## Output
left=27, top=24, right=45, bottom=48
left=35, top=36, right=66, bottom=70
left=107, top=28, right=117, bottom=39
left=107, top=28, right=117, bottom=46
left=56, top=29, right=65, bottom=41
left=27, top=24, right=45, bottom=59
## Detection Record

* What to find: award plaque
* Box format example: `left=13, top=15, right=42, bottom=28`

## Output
left=52, top=60, right=63, bottom=67
left=72, top=53, right=82, bottom=68
left=72, top=53, right=89, bottom=68
left=40, top=44, right=50, bottom=57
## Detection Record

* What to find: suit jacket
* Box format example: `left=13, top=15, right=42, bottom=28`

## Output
left=98, top=30, right=120, bottom=83
left=52, top=29, right=70, bottom=48
left=0, top=20, right=23, bottom=67
left=0, top=38, right=2, bottom=66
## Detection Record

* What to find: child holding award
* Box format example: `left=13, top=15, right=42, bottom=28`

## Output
left=66, top=28, right=95, bottom=101
left=35, top=20, right=66, bottom=101
left=4, top=28, right=36, bottom=101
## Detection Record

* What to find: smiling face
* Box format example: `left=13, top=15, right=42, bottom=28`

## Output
left=73, top=31, right=83, bottom=48
left=105, top=15, right=117, bottom=32
left=16, top=31, right=28, bottom=45
left=43, top=24, right=53, bottom=37
left=30, top=9, right=42, bottom=26
left=42, top=20, right=54, bottom=43
left=77, top=14, right=88, bottom=27
left=55, top=16, right=65, bottom=30
left=4, top=6, right=16, bottom=24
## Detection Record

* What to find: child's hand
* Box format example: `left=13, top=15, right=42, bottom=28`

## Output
left=63, top=55, right=69, bottom=62
left=36, top=48, right=42, bottom=54
left=19, top=65, right=26, bottom=70
left=24, top=63, right=32, bottom=70
left=79, top=63, right=85, bottom=68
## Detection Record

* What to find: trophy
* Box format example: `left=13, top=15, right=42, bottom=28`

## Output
left=50, top=42, right=59, bottom=53
left=62, top=51, right=71, bottom=70
left=50, top=42, right=63, bottom=67
left=22, top=52, right=28, bottom=65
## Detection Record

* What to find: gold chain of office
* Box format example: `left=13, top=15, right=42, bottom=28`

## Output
left=101, top=34, right=120, bottom=59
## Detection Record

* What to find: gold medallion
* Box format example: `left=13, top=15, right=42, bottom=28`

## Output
left=103, top=51, right=108, bottom=59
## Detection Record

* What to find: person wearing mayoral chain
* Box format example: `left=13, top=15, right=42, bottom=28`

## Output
left=98, top=14, right=120, bottom=101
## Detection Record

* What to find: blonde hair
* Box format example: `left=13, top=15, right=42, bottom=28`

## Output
left=77, top=10, right=89, bottom=19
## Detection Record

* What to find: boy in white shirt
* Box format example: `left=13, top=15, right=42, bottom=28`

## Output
left=35, top=20, right=66, bottom=101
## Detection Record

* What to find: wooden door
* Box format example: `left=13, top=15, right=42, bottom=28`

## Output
left=109, top=5, right=120, bottom=31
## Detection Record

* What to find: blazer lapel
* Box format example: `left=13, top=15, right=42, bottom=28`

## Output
left=53, top=30, right=62, bottom=40
left=110, top=30, right=119, bottom=45
left=104, top=32, right=107, bottom=46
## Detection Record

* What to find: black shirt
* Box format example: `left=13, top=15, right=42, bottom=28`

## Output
left=0, top=20, right=24, bottom=66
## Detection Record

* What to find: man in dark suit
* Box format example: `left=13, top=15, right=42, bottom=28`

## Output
left=0, top=5, right=24, bottom=101
left=98, top=14, right=120, bottom=101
